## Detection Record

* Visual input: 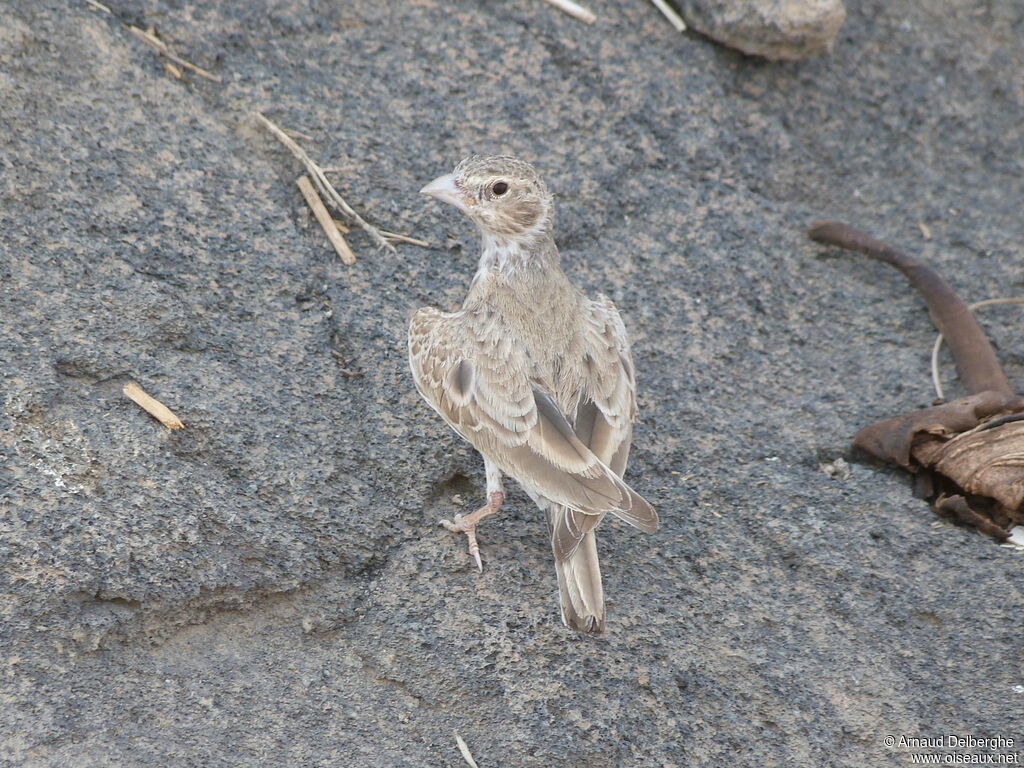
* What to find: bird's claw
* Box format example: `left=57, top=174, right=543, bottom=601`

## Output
left=440, top=513, right=484, bottom=571
left=439, top=492, right=503, bottom=572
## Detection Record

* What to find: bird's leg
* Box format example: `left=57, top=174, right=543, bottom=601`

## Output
left=440, top=459, right=505, bottom=571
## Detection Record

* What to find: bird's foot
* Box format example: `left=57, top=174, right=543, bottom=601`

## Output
left=440, top=490, right=504, bottom=571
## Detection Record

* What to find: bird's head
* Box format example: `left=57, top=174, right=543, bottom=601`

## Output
left=420, top=155, right=553, bottom=243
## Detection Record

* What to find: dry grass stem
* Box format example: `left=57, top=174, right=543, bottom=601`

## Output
left=454, top=733, right=480, bottom=768
left=330, top=219, right=428, bottom=248
left=84, top=0, right=112, bottom=13
left=128, top=25, right=222, bottom=82
left=123, top=382, right=184, bottom=430
left=379, top=230, right=430, bottom=248
left=650, top=0, right=688, bottom=32
left=297, top=175, right=356, bottom=265
left=930, top=297, right=1024, bottom=401
left=254, top=112, right=395, bottom=253
left=541, top=0, right=596, bottom=24
left=284, top=128, right=315, bottom=142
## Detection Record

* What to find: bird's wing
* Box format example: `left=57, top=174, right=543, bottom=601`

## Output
left=548, top=296, right=659, bottom=560
left=408, top=304, right=647, bottom=519
left=575, top=295, right=638, bottom=473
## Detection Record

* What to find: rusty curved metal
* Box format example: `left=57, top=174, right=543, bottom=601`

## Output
left=807, top=220, right=1011, bottom=397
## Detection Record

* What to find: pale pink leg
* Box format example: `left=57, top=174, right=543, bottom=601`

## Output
left=440, top=459, right=505, bottom=571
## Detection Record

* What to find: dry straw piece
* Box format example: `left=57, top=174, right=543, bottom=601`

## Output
left=454, top=733, right=480, bottom=768
left=127, top=26, right=222, bottom=82
left=650, top=0, right=688, bottom=32
left=330, top=219, right=428, bottom=248
left=541, top=0, right=596, bottom=23
left=377, top=229, right=430, bottom=248
left=123, top=382, right=185, bottom=430
left=254, top=112, right=395, bottom=253
left=296, top=174, right=356, bottom=265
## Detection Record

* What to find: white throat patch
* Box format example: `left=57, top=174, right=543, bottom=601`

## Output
left=476, top=224, right=550, bottom=276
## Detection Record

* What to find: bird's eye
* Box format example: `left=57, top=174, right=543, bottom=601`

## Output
left=491, top=181, right=509, bottom=196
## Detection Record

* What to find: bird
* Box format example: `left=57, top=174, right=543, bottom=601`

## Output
left=408, top=155, right=658, bottom=633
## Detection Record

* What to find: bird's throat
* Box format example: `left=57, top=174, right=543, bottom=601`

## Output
left=465, top=231, right=575, bottom=326
left=476, top=230, right=556, bottom=277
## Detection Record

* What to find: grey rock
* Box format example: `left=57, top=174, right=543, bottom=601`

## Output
left=2, top=0, right=1023, bottom=766
left=678, top=0, right=846, bottom=59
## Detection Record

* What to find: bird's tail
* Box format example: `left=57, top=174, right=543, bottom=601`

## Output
left=547, top=505, right=605, bottom=633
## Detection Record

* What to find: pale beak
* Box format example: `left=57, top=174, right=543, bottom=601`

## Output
left=419, top=173, right=474, bottom=214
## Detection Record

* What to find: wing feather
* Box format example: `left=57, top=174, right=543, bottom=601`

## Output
left=549, top=298, right=658, bottom=561
left=408, top=305, right=648, bottom=522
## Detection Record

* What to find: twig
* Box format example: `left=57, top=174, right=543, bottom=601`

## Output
left=127, top=25, right=222, bottom=82
left=379, top=230, right=431, bottom=248
left=296, top=175, right=356, bottom=265
left=649, top=0, right=687, bottom=32
left=332, top=219, right=430, bottom=248
left=254, top=112, right=395, bottom=253
left=541, top=0, right=596, bottom=24
left=454, top=733, right=480, bottom=768
left=84, top=0, right=112, bottom=13
left=930, top=297, right=1024, bottom=401
left=284, top=128, right=315, bottom=142
left=123, top=382, right=184, bottom=430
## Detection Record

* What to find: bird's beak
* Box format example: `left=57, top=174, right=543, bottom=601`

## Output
left=420, top=173, right=474, bottom=214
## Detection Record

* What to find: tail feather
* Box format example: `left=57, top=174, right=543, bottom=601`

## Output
left=549, top=511, right=605, bottom=633
left=611, top=484, right=658, bottom=533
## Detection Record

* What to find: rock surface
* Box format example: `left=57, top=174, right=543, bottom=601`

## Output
left=2, top=0, right=1023, bottom=766
left=678, top=0, right=846, bottom=60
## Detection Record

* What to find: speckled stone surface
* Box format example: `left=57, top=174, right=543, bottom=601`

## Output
left=677, top=0, right=847, bottom=60
left=1, top=1, right=1022, bottom=765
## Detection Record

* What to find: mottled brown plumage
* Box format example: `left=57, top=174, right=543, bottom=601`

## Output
left=409, top=156, right=657, bottom=632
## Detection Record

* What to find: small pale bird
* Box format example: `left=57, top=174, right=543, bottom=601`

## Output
left=408, top=155, right=658, bottom=633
